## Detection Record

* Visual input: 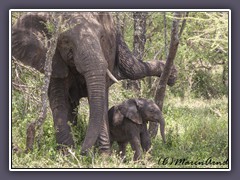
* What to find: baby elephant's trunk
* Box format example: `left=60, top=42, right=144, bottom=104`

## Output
left=159, top=116, right=166, bottom=143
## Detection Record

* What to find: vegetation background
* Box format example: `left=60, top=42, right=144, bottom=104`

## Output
left=11, top=11, right=229, bottom=169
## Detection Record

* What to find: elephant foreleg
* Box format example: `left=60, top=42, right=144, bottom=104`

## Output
left=48, top=77, right=74, bottom=149
left=140, top=125, right=151, bottom=152
left=129, top=134, right=142, bottom=161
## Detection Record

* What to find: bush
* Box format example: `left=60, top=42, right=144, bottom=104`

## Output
left=192, top=69, right=227, bottom=99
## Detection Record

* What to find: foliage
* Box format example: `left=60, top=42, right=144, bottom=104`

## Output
left=71, top=99, right=89, bottom=145
left=12, top=89, right=228, bottom=168
left=191, top=69, right=228, bottom=99
left=119, top=12, right=229, bottom=99
left=170, top=12, right=228, bottom=99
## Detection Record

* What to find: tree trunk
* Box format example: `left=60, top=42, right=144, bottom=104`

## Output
left=126, top=12, right=147, bottom=91
left=26, top=12, right=62, bottom=152
left=133, top=12, right=147, bottom=60
left=149, top=12, right=183, bottom=139
left=222, top=61, right=228, bottom=88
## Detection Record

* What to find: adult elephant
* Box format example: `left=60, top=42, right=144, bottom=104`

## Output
left=11, top=12, right=177, bottom=155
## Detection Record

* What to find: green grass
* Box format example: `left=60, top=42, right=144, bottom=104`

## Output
left=11, top=83, right=229, bottom=169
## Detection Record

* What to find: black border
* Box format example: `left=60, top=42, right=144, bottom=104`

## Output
left=1, top=0, right=239, bottom=179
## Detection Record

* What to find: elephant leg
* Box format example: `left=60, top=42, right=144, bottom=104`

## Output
left=117, top=142, right=127, bottom=159
left=48, top=77, right=74, bottom=149
left=129, top=134, right=142, bottom=161
left=140, top=125, right=151, bottom=152
left=97, top=88, right=111, bottom=155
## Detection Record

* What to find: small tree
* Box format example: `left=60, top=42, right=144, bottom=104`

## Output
left=26, top=12, right=62, bottom=152
left=149, top=12, right=186, bottom=138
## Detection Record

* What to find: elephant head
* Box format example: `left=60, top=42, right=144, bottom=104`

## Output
left=112, top=98, right=166, bottom=143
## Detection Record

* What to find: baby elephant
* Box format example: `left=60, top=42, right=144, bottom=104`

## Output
left=108, top=98, right=166, bottom=161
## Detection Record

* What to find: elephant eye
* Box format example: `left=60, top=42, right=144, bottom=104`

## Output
left=149, top=109, right=154, bottom=113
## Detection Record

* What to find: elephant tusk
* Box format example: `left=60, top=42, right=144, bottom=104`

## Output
left=107, top=69, right=119, bottom=83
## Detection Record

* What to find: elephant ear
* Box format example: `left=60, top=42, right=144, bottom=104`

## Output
left=121, top=100, right=143, bottom=125
left=134, top=98, right=145, bottom=108
left=112, top=106, right=124, bottom=126
left=51, top=50, right=69, bottom=78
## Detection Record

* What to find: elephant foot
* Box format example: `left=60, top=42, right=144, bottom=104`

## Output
left=80, top=149, right=89, bottom=156
left=56, top=132, right=75, bottom=155
left=98, top=147, right=111, bottom=156
left=133, top=151, right=142, bottom=161
left=93, top=136, right=111, bottom=156
left=57, top=144, right=75, bottom=156
left=57, top=146, right=70, bottom=156
left=80, top=146, right=111, bottom=158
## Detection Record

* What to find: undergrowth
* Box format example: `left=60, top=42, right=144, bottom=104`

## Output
left=11, top=83, right=229, bottom=169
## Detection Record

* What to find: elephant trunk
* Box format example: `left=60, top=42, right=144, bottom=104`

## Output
left=116, top=34, right=164, bottom=79
left=116, top=34, right=177, bottom=86
left=159, top=116, right=166, bottom=143
left=81, top=69, right=107, bottom=154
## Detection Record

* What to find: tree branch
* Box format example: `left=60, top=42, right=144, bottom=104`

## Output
left=179, top=12, right=189, bottom=39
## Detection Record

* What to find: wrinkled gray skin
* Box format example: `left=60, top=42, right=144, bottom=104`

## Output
left=108, top=98, right=166, bottom=161
left=12, top=12, right=177, bottom=155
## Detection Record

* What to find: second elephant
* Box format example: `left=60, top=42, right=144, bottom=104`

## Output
left=108, top=98, right=166, bottom=161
